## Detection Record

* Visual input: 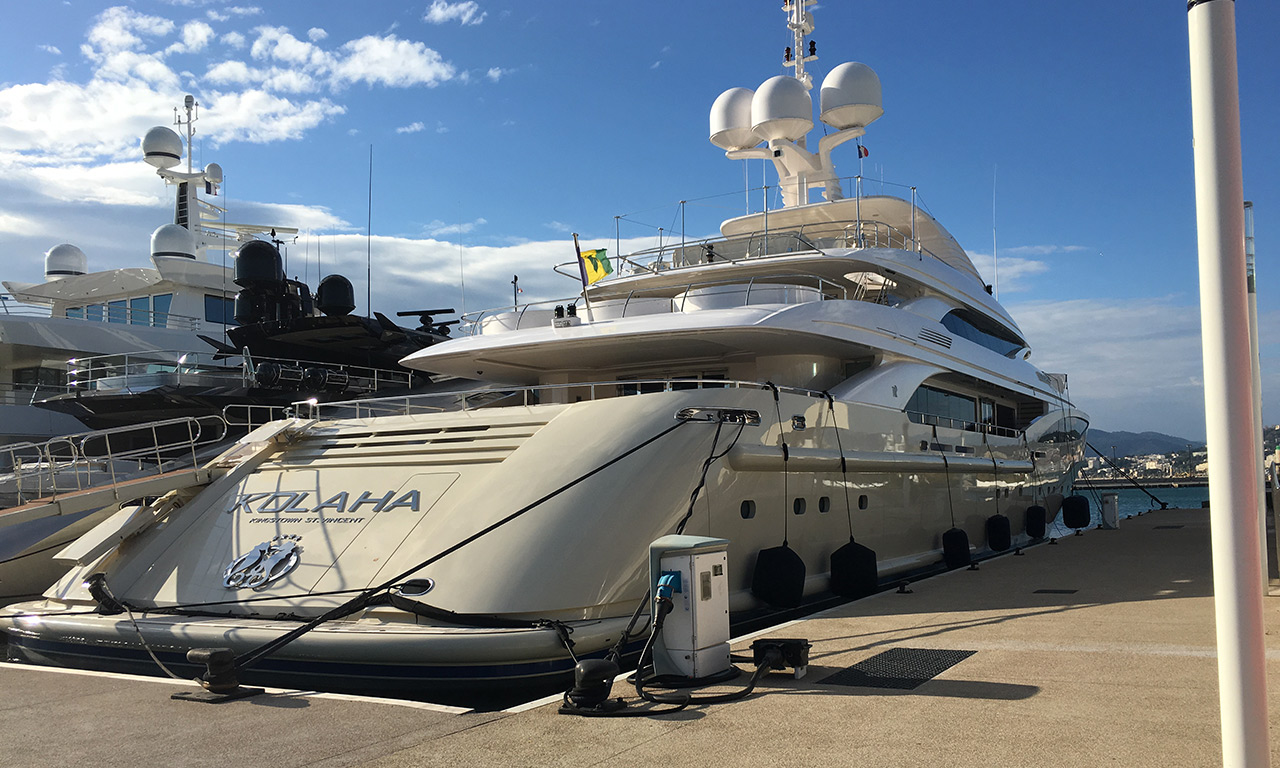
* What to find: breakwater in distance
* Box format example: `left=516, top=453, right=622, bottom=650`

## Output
left=1076, top=478, right=1209, bottom=489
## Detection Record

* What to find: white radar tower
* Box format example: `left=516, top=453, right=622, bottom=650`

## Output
left=708, top=1, right=884, bottom=208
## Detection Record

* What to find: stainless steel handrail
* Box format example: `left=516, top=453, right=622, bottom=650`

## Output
left=0, top=415, right=228, bottom=505
left=299, top=378, right=830, bottom=421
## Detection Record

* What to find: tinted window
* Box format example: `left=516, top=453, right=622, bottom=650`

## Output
left=130, top=296, right=149, bottom=326
left=204, top=295, right=236, bottom=325
left=152, top=294, right=172, bottom=327
left=941, top=310, right=1024, bottom=358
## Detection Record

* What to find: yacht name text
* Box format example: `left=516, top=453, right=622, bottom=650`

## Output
left=226, top=490, right=422, bottom=517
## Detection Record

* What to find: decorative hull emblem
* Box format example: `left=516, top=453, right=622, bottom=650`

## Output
left=223, top=535, right=302, bottom=590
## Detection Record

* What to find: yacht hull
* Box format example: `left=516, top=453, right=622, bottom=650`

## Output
left=0, top=387, right=1085, bottom=703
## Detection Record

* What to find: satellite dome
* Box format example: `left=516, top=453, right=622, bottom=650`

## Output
left=44, top=244, right=87, bottom=280
left=820, top=62, right=884, bottom=130
left=233, top=240, right=284, bottom=288
left=204, top=162, right=223, bottom=184
left=141, top=126, right=183, bottom=169
left=709, top=88, right=761, bottom=151
left=750, top=76, right=813, bottom=143
left=151, top=224, right=196, bottom=260
left=315, top=274, right=356, bottom=317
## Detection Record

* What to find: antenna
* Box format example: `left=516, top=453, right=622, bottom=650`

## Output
left=366, top=144, right=373, bottom=315
left=783, top=0, right=817, bottom=90
left=174, top=95, right=198, bottom=174
left=992, top=164, right=999, bottom=298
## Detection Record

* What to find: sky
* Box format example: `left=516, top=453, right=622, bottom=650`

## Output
left=0, top=0, right=1276, bottom=442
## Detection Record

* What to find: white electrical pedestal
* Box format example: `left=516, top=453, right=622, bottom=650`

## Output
left=648, top=535, right=732, bottom=679
left=1101, top=493, right=1120, bottom=530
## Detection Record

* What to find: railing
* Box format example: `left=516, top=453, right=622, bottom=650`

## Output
left=0, top=415, right=228, bottom=505
left=0, top=293, right=52, bottom=318
left=0, top=381, right=75, bottom=407
left=67, top=350, right=247, bottom=391
left=907, top=410, right=1022, bottom=439
left=460, top=272, right=851, bottom=333
left=65, top=350, right=416, bottom=396
left=222, top=403, right=290, bottom=433
left=299, top=379, right=829, bottom=421
left=64, top=303, right=202, bottom=331
left=0, top=292, right=201, bottom=330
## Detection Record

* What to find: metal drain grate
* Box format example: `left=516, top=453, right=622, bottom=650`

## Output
left=819, top=647, right=975, bottom=690
left=1154, top=525, right=1185, bottom=530
left=1034, top=589, right=1078, bottom=594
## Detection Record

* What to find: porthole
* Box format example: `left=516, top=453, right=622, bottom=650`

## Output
left=740, top=500, right=756, bottom=519
left=858, top=494, right=869, bottom=510
left=793, top=498, right=806, bottom=515
left=818, top=496, right=831, bottom=514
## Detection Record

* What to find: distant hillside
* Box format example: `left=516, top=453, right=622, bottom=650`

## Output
left=1086, top=429, right=1204, bottom=458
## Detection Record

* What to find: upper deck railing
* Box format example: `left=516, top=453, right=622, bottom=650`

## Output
left=64, top=349, right=417, bottom=396
left=0, top=292, right=201, bottom=331
left=458, top=270, right=893, bottom=334
left=297, top=378, right=828, bottom=421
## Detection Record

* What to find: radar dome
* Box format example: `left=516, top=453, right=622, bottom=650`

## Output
left=44, top=244, right=87, bottom=280
left=709, top=88, right=761, bottom=151
left=204, top=162, right=223, bottom=184
left=820, top=62, right=884, bottom=130
left=750, top=76, right=813, bottom=142
left=141, top=126, right=183, bottom=169
left=233, top=240, right=284, bottom=288
left=316, top=274, right=356, bottom=317
left=151, top=224, right=196, bottom=260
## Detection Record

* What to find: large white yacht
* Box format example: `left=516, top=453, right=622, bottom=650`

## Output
left=0, top=3, right=1088, bottom=705
left=0, top=96, right=296, bottom=444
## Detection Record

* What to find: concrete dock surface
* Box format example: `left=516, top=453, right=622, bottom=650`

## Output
left=3, top=507, right=1278, bottom=767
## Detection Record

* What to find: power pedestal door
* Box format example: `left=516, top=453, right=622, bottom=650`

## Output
left=648, top=534, right=731, bottom=679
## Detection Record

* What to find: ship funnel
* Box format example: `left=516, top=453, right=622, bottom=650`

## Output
left=141, top=126, right=183, bottom=169
left=709, top=88, right=761, bottom=151
left=819, top=62, right=883, bottom=130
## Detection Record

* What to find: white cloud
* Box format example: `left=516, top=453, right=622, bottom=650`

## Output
left=199, top=90, right=346, bottom=144
left=425, top=218, right=487, bottom=236
left=178, top=20, right=215, bottom=53
left=307, top=27, right=328, bottom=42
left=331, top=36, right=455, bottom=88
left=85, top=7, right=175, bottom=54
left=38, top=45, right=62, bottom=55
left=424, top=0, right=486, bottom=26
left=396, top=121, right=426, bottom=134
left=1003, top=244, right=1089, bottom=257
left=485, top=66, right=510, bottom=82
left=435, top=121, right=448, bottom=134
left=221, top=31, right=246, bottom=48
left=967, top=252, right=1050, bottom=293
left=1009, top=296, right=1211, bottom=438
left=207, top=6, right=261, bottom=22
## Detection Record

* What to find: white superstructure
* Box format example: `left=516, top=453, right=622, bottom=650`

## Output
left=0, top=96, right=296, bottom=444
left=1, top=4, right=1088, bottom=706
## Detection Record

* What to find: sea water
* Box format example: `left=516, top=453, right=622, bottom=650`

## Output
left=1046, top=485, right=1210, bottom=536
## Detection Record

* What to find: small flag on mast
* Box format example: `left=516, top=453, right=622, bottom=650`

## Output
left=578, top=247, right=612, bottom=286
left=857, top=144, right=869, bottom=158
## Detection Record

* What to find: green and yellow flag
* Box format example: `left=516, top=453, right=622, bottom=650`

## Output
left=579, top=248, right=612, bottom=285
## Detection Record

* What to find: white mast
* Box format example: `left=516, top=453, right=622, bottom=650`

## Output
left=783, top=0, right=817, bottom=91
left=1187, top=1, right=1270, bottom=765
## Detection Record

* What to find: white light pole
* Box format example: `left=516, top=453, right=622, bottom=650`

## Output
left=1187, top=1, right=1270, bottom=765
